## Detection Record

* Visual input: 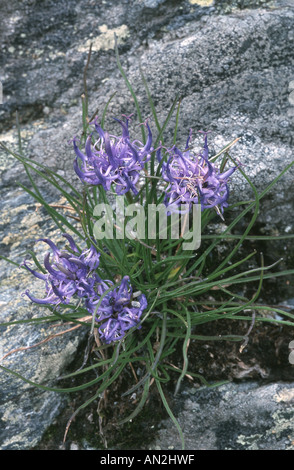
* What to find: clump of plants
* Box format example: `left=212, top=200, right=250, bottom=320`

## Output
left=1, top=40, right=294, bottom=450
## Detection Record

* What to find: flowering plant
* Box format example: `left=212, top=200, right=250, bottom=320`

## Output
left=157, top=130, right=238, bottom=215
left=1, top=43, right=294, bottom=450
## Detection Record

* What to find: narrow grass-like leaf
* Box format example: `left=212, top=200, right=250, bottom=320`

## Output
left=156, top=379, right=185, bottom=450
left=118, top=378, right=151, bottom=425
left=174, top=306, right=191, bottom=396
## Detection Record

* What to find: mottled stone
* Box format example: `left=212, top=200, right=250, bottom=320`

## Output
left=0, top=191, right=88, bottom=450
left=2, top=1, right=292, bottom=224
left=146, top=382, right=294, bottom=450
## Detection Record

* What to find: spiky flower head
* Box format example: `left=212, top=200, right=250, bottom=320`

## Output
left=89, top=275, right=147, bottom=344
left=73, top=115, right=153, bottom=195
left=22, top=234, right=101, bottom=307
left=22, top=237, right=147, bottom=344
left=157, top=131, right=238, bottom=217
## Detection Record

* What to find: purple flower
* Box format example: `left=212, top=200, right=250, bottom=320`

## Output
left=157, top=131, right=238, bottom=216
left=22, top=234, right=101, bottom=307
left=73, top=115, right=153, bottom=196
left=22, top=236, right=147, bottom=344
left=89, top=275, right=147, bottom=344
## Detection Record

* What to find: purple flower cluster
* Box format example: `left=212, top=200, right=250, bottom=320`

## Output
left=22, top=234, right=101, bottom=306
left=87, top=275, right=147, bottom=344
left=157, top=131, right=238, bottom=215
left=22, top=234, right=147, bottom=343
left=73, top=115, right=153, bottom=195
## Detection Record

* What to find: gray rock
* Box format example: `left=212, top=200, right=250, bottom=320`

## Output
left=146, top=381, right=294, bottom=450
left=124, top=4, right=294, bottom=227
left=3, top=1, right=293, bottom=223
left=0, top=188, right=88, bottom=450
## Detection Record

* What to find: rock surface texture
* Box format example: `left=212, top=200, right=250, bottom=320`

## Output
left=0, top=0, right=294, bottom=450
left=147, top=382, right=294, bottom=450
